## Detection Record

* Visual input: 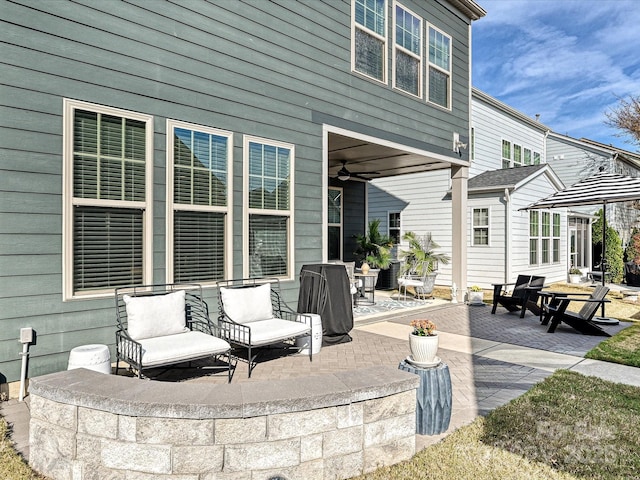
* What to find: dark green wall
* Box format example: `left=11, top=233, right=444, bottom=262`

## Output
left=0, top=0, right=472, bottom=382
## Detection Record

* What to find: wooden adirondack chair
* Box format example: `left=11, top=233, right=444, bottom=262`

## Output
left=541, top=285, right=611, bottom=336
left=491, top=275, right=546, bottom=318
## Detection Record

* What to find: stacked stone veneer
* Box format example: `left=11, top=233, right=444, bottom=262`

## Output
left=29, top=366, right=419, bottom=480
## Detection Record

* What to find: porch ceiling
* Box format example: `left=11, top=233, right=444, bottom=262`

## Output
left=328, top=133, right=453, bottom=180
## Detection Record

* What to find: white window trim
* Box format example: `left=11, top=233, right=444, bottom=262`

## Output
left=471, top=207, right=490, bottom=247
left=351, top=0, right=388, bottom=84
left=62, top=98, right=154, bottom=301
left=242, top=135, right=295, bottom=281
left=165, top=119, right=234, bottom=285
left=426, top=23, right=452, bottom=110
left=392, top=1, right=422, bottom=98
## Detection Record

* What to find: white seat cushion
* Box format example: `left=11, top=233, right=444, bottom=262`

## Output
left=228, top=318, right=310, bottom=346
left=219, top=283, right=273, bottom=324
left=137, top=331, right=230, bottom=367
left=398, top=278, right=423, bottom=287
left=124, top=290, right=188, bottom=340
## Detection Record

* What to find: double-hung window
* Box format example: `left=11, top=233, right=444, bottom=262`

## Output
left=529, top=211, right=539, bottom=265
left=541, top=211, right=551, bottom=263
left=353, top=0, right=387, bottom=83
left=63, top=99, right=153, bottom=299
left=513, top=144, right=522, bottom=167
left=552, top=213, right=561, bottom=263
left=533, top=151, right=541, bottom=165
left=472, top=208, right=489, bottom=246
left=393, top=3, right=421, bottom=97
left=245, top=136, right=294, bottom=279
left=388, top=211, right=401, bottom=244
left=523, top=148, right=532, bottom=165
left=501, top=140, right=511, bottom=169
left=427, top=25, right=451, bottom=108
left=167, top=120, right=232, bottom=284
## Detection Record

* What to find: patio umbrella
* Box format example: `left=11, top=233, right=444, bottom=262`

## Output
left=522, top=168, right=640, bottom=287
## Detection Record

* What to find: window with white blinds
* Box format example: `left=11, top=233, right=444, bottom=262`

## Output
left=353, top=0, right=387, bottom=82
left=245, top=137, right=293, bottom=279
left=394, top=3, right=421, bottom=97
left=63, top=99, right=153, bottom=299
left=167, top=121, right=232, bottom=284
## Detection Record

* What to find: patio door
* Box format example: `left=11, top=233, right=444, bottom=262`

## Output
left=328, top=187, right=343, bottom=260
left=569, top=217, right=589, bottom=268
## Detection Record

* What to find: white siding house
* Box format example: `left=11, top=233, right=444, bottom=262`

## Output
left=547, top=134, right=640, bottom=250
left=369, top=88, right=570, bottom=290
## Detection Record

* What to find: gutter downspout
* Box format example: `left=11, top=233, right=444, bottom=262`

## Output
left=504, top=188, right=511, bottom=284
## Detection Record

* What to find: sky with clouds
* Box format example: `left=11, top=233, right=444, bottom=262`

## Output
left=472, top=0, right=640, bottom=151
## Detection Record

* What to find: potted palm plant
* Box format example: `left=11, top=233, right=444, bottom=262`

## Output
left=354, top=219, right=393, bottom=282
left=399, top=232, right=450, bottom=298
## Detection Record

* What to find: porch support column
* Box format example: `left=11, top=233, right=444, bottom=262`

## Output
left=451, top=165, right=468, bottom=302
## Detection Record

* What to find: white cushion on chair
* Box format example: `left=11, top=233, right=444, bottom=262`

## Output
left=124, top=290, right=188, bottom=341
left=227, top=318, right=310, bottom=346
left=398, top=277, right=423, bottom=288
left=138, top=331, right=230, bottom=367
left=220, top=283, right=273, bottom=324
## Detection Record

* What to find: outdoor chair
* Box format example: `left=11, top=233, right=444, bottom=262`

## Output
left=540, top=285, right=611, bottom=336
left=115, top=283, right=232, bottom=380
left=397, top=273, right=426, bottom=301
left=491, top=275, right=546, bottom=318
left=217, top=277, right=312, bottom=377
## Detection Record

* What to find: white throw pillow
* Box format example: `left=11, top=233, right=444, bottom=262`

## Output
left=220, top=283, right=273, bottom=324
left=124, top=290, right=188, bottom=340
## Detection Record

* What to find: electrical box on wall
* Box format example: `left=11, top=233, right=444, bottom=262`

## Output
left=20, top=327, right=33, bottom=344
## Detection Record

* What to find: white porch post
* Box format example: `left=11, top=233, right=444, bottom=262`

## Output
left=451, top=165, right=468, bottom=302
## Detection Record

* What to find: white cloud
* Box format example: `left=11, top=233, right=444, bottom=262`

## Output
left=472, top=0, right=640, bottom=149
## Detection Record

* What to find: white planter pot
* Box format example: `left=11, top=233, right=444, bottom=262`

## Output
left=408, top=333, right=439, bottom=363
left=569, top=274, right=582, bottom=284
left=468, top=291, right=484, bottom=305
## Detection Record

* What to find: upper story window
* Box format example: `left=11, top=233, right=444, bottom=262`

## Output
left=393, top=3, right=422, bottom=97
left=472, top=208, right=489, bottom=246
left=353, top=0, right=387, bottom=83
left=167, top=120, right=232, bottom=284
left=533, top=152, right=541, bottom=164
left=513, top=144, right=522, bottom=167
left=427, top=25, right=451, bottom=109
left=501, top=140, right=511, bottom=169
left=63, top=99, right=153, bottom=300
left=245, top=136, right=294, bottom=279
left=523, top=147, right=531, bottom=165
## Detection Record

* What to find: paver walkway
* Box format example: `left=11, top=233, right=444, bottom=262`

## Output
left=1, top=297, right=638, bottom=462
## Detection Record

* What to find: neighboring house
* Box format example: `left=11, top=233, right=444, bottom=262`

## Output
left=0, top=0, right=485, bottom=390
left=547, top=135, right=640, bottom=261
left=370, top=88, right=570, bottom=288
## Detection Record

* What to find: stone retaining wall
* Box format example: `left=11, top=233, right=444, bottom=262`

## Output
left=29, top=366, right=419, bottom=480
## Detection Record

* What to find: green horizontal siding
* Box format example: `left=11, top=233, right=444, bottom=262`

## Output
left=0, top=0, right=472, bottom=382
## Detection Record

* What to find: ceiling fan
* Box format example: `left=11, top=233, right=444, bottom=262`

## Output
left=335, top=160, right=379, bottom=181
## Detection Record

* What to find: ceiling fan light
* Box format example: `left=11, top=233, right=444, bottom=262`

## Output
left=337, top=166, right=350, bottom=181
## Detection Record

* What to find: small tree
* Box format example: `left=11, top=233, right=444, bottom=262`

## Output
left=624, top=228, right=640, bottom=263
left=592, top=209, right=624, bottom=283
left=605, top=95, right=640, bottom=148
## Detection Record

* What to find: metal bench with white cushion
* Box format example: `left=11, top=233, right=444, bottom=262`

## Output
left=115, top=284, right=232, bottom=381
left=217, top=278, right=312, bottom=377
